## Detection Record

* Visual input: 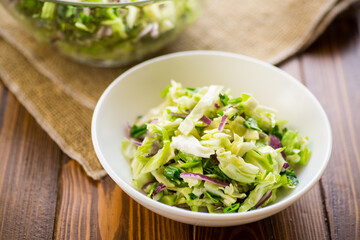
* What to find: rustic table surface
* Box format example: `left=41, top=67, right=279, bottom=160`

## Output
left=1, top=5, right=360, bottom=240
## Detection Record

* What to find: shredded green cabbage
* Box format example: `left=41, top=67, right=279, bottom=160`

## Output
left=10, top=0, right=203, bottom=66
left=121, top=80, right=311, bottom=213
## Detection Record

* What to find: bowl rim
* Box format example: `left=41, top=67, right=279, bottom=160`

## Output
left=92, top=50, right=332, bottom=221
left=42, top=0, right=177, bottom=7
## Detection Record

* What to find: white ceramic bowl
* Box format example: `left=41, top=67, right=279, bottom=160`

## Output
left=91, top=51, right=332, bottom=226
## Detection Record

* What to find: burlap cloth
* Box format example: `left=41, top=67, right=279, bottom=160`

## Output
left=0, top=0, right=357, bottom=180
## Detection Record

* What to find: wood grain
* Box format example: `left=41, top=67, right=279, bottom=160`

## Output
left=0, top=85, right=62, bottom=240
left=54, top=158, right=101, bottom=239
left=267, top=185, right=329, bottom=240
left=300, top=9, right=360, bottom=239
left=1, top=6, right=360, bottom=240
left=55, top=159, right=193, bottom=240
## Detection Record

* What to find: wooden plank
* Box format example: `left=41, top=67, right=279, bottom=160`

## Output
left=300, top=8, right=360, bottom=239
left=0, top=83, right=62, bottom=240
left=194, top=186, right=327, bottom=240
left=194, top=219, right=272, bottom=240
left=194, top=59, right=329, bottom=240
left=269, top=60, right=329, bottom=240
left=267, top=185, right=329, bottom=240
left=55, top=159, right=193, bottom=240
left=54, top=158, right=101, bottom=240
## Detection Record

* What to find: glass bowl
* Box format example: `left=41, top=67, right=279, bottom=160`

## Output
left=1, top=0, right=208, bottom=67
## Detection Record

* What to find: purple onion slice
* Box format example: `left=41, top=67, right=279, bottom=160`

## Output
left=269, top=134, right=282, bottom=149
left=180, top=172, right=229, bottom=187
left=281, top=162, right=290, bottom=172
left=200, top=115, right=212, bottom=125
left=151, top=183, right=166, bottom=198
left=130, top=139, right=142, bottom=146
left=269, top=134, right=286, bottom=159
left=136, top=23, right=156, bottom=41
left=170, top=112, right=188, bottom=118
left=254, top=190, right=273, bottom=208
left=149, top=22, right=159, bottom=39
left=218, top=115, right=228, bottom=131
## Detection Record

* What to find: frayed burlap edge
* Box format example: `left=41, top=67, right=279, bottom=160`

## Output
left=0, top=57, right=107, bottom=180
left=269, top=0, right=360, bottom=64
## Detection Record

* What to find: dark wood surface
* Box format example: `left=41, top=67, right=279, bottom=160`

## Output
left=1, top=6, right=360, bottom=240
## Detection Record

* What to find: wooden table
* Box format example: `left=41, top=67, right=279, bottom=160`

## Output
left=1, top=6, right=360, bottom=240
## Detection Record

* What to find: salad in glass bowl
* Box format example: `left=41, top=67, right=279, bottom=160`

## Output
left=122, top=80, right=311, bottom=213
left=1, top=0, right=207, bottom=67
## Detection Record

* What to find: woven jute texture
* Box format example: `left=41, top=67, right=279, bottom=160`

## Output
left=0, top=0, right=357, bottom=180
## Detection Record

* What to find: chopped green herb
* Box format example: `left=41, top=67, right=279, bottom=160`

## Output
left=177, top=151, right=202, bottom=168
left=178, top=152, right=202, bottom=162
left=219, top=93, right=230, bottom=106
left=188, top=193, right=198, bottom=200
left=185, top=87, right=199, bottom=97
left=160, top=85, right=171, bottom=98
left=130, top=124, right=147, bottom=138
left=205, top=191, right=221, bottom=204
left=237, top=104, right=245, bottom=110
left=180, top=161, right=201, bottom=168
left=163, top=165, right=182, bottom=185
left=228, top=97, right=242, bottom=105
left=281, top=168, right=299, bottom=186
left=202, top=158, right=211, bottom=169
left=229, top=112, right=238, bottom=121
left=204, top=165, right=232, bottom=182
left=187, top=87, right=196, bottom=91
left=223, top=203, right=240, bottom=213
left=267, top=154, right=274, bottom=165
left=270, top=124, right=283, bottom=140
left=217, top=110, right=224, bottom=116
left=244, top=117, right=262, bottom=131
left=195, top=126, right=207, bottom=133
left=147, top=182, right=158, bottom=198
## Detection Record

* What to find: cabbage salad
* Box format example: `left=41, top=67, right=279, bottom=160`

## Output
left=122, top=81, right=311, bottom=213
left=8, top=0, right=202, bottom=66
